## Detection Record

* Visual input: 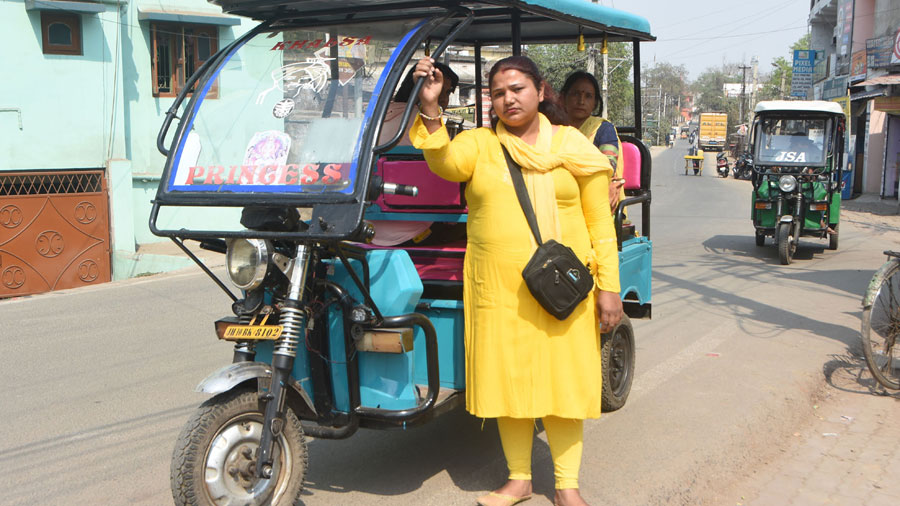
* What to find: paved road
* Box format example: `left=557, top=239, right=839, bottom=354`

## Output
left=2, top=137, right=899, bottom=505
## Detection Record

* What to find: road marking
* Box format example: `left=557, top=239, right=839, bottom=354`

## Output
left=627, top=322, right=730, bottom=401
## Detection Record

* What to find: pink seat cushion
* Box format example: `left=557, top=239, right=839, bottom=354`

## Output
left=411, top=256, right=464, bottom=281
left=621, top=142, right=641, bottom=190
left=350, top=241, right=466, bottom=282
left=376, top=158, right=465, bottom=211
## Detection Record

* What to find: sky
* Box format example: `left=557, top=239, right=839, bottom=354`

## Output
left=611, top=0, right=812, bottom=80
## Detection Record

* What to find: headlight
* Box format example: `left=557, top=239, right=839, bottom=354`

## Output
left=226, top=238, right=271, bottom=290
left=778, top=175, right=797, bottom=193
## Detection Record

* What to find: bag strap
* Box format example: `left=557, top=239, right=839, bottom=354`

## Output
left=499, top=144, right=543, bottom=245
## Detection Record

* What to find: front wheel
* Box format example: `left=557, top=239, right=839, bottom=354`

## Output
left=601, top=315, right=635, bottom=412
left=828, top=223, right=839, bottom=250
left=171, top=389, right=308, bottom=506
left=693, top=168, right=700, bottom=175
left=861, top=260, right=900, bottom=389
left=777, top=222, right=794, bottom=265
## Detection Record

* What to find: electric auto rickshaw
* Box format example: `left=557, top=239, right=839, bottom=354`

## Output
left=149, top=1, right=654, bottom=504
left=685, top=150, right=704, bottom=175
left=750, top=100, right=845, bottom=264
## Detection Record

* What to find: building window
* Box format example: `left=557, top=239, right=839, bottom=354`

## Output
left=151, top=23, right=218, bottom=98
left=41, top=12, right=82, bottom=55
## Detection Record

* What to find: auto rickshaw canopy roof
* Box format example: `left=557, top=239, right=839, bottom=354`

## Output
left=754, top=100, right=845, bottom=116
left=210, top=0, right=655, bottom=42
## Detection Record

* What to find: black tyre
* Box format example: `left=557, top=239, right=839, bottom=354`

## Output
left=828, top=223, right=839, bottom=250
left=171, top=389, right=308, bottom=506
left=601, top=315, right=635, bottom=412
left=861, top=261, right=900, bottom=389
left=693, top=168, right=699, bottom=175
left=755, top=231, right=765, bottom=247
left=777, top=222, right=794, bottom=265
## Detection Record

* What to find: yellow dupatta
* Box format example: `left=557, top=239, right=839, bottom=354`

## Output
left=578, top=116, right=606, bottom=139
left=496, top=113, right=611, bottom=244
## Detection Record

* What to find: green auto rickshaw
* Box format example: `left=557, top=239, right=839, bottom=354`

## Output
left=750, top=100, right=845, bottom=265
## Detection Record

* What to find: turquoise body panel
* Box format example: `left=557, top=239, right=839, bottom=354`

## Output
left=618, top=237, right=652, bottom=304
left=414, top=299, right=466, bottom=389
left=327, top=249, right=424, bottom=411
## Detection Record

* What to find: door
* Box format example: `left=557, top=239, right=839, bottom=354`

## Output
left=0, top=170, right=111, bottom=297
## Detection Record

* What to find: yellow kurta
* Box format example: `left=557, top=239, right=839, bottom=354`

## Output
left=410, top=117, right=620, bottom=420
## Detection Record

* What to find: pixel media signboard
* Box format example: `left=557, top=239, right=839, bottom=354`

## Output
left=791, top=50, right=816, bottom=98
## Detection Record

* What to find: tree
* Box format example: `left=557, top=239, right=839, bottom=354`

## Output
left=759, top=33, right=811, bottom=101
left=691, top=66, right=741, bottom=140
left=526, top=42, right=634, bottom=126
left=641, top=62, right=689, bottom=144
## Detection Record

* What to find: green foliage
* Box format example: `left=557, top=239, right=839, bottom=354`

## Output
left=641, top=62, right=689, bottom=144
left=792, top=33, right=810, bottom=51
left=526, top=42, right=634, bottom=126
left=759, top=33, right=812, bottom=101
left=691, top=67, right=741, bottom=137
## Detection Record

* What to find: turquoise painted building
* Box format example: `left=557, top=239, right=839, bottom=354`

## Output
left=0, top=0, right=258, bottom=291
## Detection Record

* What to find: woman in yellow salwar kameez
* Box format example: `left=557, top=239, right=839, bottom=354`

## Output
left=411, top=55, right=622, bottom=506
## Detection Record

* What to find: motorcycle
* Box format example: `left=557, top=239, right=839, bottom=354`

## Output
left=733, top=152, right=753, bottom=180
left=716, top=152, right=729, bottom=178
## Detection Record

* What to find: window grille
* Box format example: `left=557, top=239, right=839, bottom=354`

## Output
left=0, top=172, right=103, bottom=196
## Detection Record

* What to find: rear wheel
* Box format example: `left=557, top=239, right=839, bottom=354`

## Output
left=601, top=315, right=635, bottom=412
left=777, top=222, right=794, bottom=265
left=861, top=260, right=900, bottom=389
left=755, top=231, right=765, bottom=247
left=171, top=389, right=308, bottom=506
left=693, top=168, right=699, bottom=175
left=828, top=223, right=839, bottom=250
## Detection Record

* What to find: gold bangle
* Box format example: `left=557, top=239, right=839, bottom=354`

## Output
left=418, top=106, right=443, bottom=121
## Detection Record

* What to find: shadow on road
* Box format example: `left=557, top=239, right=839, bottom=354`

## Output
left=701, top=234, right=874, bottom=298
left=702, top=234, right=828, bottom=265
left=823, top=353, right=900, bottom=399
left=299, top=408, right=558, bottom=501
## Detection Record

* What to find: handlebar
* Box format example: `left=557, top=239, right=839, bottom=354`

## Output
left=372, top=11, right=474, bottom=154
left=382, top=182, right=418, bottom=197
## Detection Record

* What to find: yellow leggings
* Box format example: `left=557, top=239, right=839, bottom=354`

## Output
left=497, top=416, right=583, bottom=490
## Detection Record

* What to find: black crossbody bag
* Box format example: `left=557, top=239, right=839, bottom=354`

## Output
left=500, top=145, right=593, bottom=320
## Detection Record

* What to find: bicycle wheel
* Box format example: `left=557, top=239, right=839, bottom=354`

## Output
left=861, top=259, right=900, bottom=389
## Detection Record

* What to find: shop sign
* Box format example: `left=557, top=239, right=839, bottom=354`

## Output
left=832, top=96, right=850, bottom=119
left=873, top=96, right=900, bottom=114
left=822, top=76, right=848, bottom=100
left=867, top=35, right=894, bottom=69
left=851, top=50, right=867, bottom=82
left=893, top=28, right=900, bottom=65
left=790, top=50, right=816, bottom=98
left=835, top=0, right=853, bottom=74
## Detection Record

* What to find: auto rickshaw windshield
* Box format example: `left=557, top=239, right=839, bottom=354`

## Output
left=163, top=18, right=426, bottom=197
left=755, top=116, right=831, bottom=166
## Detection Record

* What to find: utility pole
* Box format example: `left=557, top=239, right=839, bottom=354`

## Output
left=656, top=86, right=662, bottom=146
left=738, top=64, right=750, bottom=126
left=749, top=56, right=758, bottom=125
left=601, top=34, right=609, bottom=118
left=780, top=72, right=786, bottom=99
left=662, top=92, right=668, bottom=133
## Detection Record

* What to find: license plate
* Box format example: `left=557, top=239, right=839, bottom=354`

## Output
left=222, top=325, right=283, bottom=340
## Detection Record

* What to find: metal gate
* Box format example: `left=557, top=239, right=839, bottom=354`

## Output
left=0, top=170, right=111, bottom=298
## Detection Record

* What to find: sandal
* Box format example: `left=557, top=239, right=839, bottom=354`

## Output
left=476, top=491, right=533, bottom=506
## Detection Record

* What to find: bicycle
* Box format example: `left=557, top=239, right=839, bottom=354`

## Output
left=860, top=251, right=900, bottom=389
